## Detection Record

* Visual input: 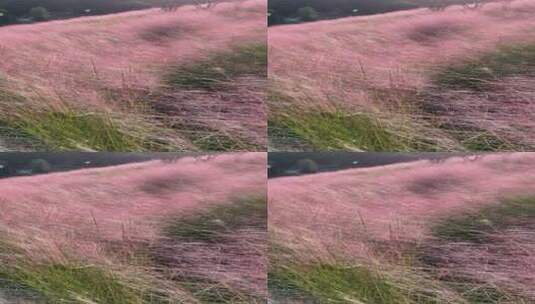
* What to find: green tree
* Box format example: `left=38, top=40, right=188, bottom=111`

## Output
left=29, top=7, right=50, bottom=21
left=297, top=6, right=319, bottom=22
left=30, top=159, right=52, bottom=174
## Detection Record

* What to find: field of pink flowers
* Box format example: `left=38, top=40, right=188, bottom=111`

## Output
left=269, top=153, right=535, bottom=303
left=268, top=0, right=535, bottom=151
left=0, top=152, right=267, bottom=303
left=0, top=0, right=266, bottom=152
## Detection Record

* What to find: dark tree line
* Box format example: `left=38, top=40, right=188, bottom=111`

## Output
left=268, top=0, right=494, bottom=26
left=0, top=153, right=190, bottom=178
left=0, top=0, right=212, bottom=25
left=0, top=0, right=152, bottom=24
left=268, top=0, right=418, bottom=26
left=268, top=152, right=458, bottom=178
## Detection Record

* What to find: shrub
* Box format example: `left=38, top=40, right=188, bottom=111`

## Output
left=297, top=6, right=319, bottom=22
left=29, top=7, right=50, bottom=21
left=296, top=159, right=319, bottom=174
left=164, top=196, right=266, bottom=243
left=29, top=159, right=51, bottom=174
left=166, top=43, right=267, bottom=90
left=431, top=196, right=535, bottom=243
left=0, top=9, right=10, bottom=25
left=406, top=17, right=467, bottom=43
left=433, top=43, right=535, bottom=90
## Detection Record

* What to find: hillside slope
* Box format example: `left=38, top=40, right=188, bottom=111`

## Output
left=269, top=0, right=535, bottom=151
left=269, top=153, right=535, bottom=303
left=0, top=152, right=267, bottom=303
left=0, top=0, right=266, bottom=151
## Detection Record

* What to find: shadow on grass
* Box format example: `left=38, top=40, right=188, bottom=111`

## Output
left=165, top=43, right=267, bottom=91
left=154, top=196, right=267, bottom=303
left=431, top=196, right=535, bottom=243
left=163, top=196, right=267, bottom=243
left=415, top=197, right=535, bottom=303
left=433, top=43, right=535, bottom=91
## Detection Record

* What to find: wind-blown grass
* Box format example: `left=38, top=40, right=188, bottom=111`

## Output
left=0, top=262, right=145, bottom=304
left=174, top=123, right=261, bottom=151
left=0, top=0, right=267, bottom=151
left=268, top=0, right=535, bottom=151
left=158, top=196, right=267, bottom=303
left=3, top=110, right=145, bottom=151
left=270, top=262, right=407, bottom=304
left=414, top=197, right=535, bottom=303
left=269, top=154, right=535, bottom=303
left=270, top=104, right=429, bottom=151
left=0, top=153, right=267, bottom=303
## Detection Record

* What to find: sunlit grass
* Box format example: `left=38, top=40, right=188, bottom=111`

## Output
left=9, top=111, right=144, bottom=151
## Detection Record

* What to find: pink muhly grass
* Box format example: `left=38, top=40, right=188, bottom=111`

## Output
left=0, top=0, right=265, bottom=105
left=268, top=0, right=535, bottom=149
left=0, top=0, right=267, bottom=151
left=269, top=153, right=535, bottom=301
left=0, top=152, right=267, bottom=300
left=269, top=0, right=535, bottom=109
left=269, top=153, right=535, bottom=259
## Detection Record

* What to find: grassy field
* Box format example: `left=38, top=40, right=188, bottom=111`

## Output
left=0, top=0, right=266, bottom=152
left=269, top=153, right=535, bottom=303
left=268, top=0, right=535, bottom=151
left=0, top=153, right=267, bottom=303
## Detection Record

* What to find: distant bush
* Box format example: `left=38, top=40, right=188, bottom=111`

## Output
left=0, top=0, right=158, bottom=25
left=297, top=159, right=319, bottom=174
left=297, top=6, right=319, bottom=22
left=0, top=9, right=10, bottom=25
left=140, top=24, right=183, bottom=42
left=166, top=43, right=267, bottom=90
left=433, top=43, right=535, bottom=91
left=406, top=173, right=464, bottom=195
left=30, top=159, right=52, bottom=173
left=29, top=7, right=50, bottom=21
left=139, top=175, right=192, bottom=195
left=268, top=0, right=417, bottom=25
left=406, top=17, right=467, bottom=43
